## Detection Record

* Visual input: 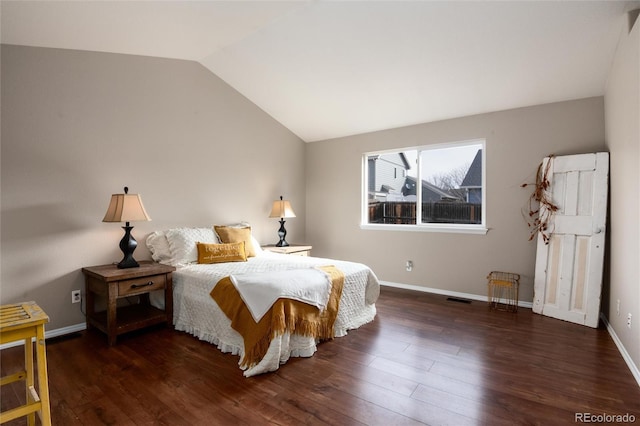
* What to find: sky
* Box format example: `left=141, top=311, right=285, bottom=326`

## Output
left=404, top=143, right=481, bottom=183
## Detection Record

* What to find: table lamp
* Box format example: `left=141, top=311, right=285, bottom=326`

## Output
left=102, top=186, right=151, bottom=268
left=268, top=195, right=296, bottom=247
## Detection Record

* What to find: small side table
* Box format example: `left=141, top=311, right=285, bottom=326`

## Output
left=82, top=261, right=175, bottom=345
left=0, top=301, right=51, bottom=425
left=487, top=271, right=520, bottom=313
left=262, top=244, right=312, bottom=256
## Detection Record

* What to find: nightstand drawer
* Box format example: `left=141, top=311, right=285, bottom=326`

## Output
left=262, top=245, right=312, bottom=256
left=118, top=274, right=166, bottom=296
left=288, top=250, right=310, bottom=256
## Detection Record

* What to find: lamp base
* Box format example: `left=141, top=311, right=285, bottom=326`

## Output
left=117, top=225, right=140, bottom=269
left=117, top=256, right=140, bottom=269
left=275, top=218, right=290, bottom=247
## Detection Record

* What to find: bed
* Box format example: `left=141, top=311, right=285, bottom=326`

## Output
left=146, top=226, right=380, bottom=377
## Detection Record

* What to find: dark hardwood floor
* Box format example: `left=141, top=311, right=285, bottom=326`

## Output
left=2, top=286, right=639, bottom=425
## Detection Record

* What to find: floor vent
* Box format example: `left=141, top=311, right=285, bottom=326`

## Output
left=446, top=297, right=472, bottom=304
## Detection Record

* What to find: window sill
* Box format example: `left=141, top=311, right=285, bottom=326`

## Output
left=360, top=223, right=489, bottom=235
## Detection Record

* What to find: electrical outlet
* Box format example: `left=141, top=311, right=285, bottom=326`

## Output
left=71, top=290, right=81, bottom=304
left=406, top=260, right=413, bottom=272
left=617, top=299, right=620, bottom=316
left=627, top=313, right=632, bottom=329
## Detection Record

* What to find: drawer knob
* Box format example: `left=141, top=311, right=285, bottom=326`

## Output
left=131, top=281, right=154, bottom=289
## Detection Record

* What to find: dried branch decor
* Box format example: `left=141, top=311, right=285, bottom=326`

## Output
left=521, top=156, right=558, bottom=244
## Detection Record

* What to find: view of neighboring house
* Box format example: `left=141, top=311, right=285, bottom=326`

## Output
left=400, top=176, right=462, bottom=202
left=367, top=152, right=411, bottom=201
left=368, top=149, right=483, bottom=225
left=460, top=149, right=482, bottom=203
left=369, top=150, right=480, bottom=204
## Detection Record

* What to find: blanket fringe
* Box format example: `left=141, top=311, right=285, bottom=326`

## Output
left=212, top=265, right=345, bottom=370
left=239, top=310, right=336, bottom=368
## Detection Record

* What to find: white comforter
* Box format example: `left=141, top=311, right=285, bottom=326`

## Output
left=162, top=251, right=380, bottom=377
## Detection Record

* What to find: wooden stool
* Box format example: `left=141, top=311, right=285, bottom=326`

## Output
left=0, top=301, right=51, bottom=425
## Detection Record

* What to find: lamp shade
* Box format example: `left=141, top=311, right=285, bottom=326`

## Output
left=269, top=197, right=296, bottom=219
left=102, top=191, right=151, bottom=223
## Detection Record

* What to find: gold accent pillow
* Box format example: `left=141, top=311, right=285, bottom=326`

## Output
left=196, top=241, right=247, bottom=264
left=214, top=226, right=256, bottom=257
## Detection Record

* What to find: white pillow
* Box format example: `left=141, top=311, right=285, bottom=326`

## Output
left=146, top=231, right=172, bottom=264
left=251, top=235, right=264, bottom=256
left=165, top=227, right=217, bottom=266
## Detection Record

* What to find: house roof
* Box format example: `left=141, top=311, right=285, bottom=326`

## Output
left=402, top=176, right=461, bottom=201
left=1, top=1, right=635, bottom=142
left=461, top=150, right=483, bottom=188
left=398, top=153, right=411, bottom=171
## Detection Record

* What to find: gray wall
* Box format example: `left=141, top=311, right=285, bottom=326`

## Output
left=305, top=98, right=606, bottom=303
left=604, top=12, right=639, bottom=374
left=1, top=45, right=306, bottom=330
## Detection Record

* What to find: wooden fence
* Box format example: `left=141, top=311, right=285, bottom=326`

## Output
left=368, top=201, right=482, bottom=224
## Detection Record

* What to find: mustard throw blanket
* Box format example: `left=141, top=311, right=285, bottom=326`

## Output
left=210, top=265, right=344, bottom=369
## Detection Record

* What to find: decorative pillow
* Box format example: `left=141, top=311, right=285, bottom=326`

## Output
left=214, top=225, right=257, bottom=257
left=214, top=221, right=263, bottom=256
left=165, top=227, right=217, bottom=266
left=146, top=231, right=172, bottom=264
left=196, top=241, right=247, bottom=264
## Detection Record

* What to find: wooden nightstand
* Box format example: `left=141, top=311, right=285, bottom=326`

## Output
left=262, top=244, right=312, bottom=256
left=82, top=261, right=175, bottom=346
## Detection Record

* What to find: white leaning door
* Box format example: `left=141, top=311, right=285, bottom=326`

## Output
left=532, top=152, right=609, bottom=328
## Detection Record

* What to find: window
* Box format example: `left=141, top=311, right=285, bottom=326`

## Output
left=362, top=139, right=487, bottom=234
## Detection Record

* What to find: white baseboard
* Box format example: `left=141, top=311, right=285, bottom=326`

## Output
left=0, top=323, right=86, bottom=350
left=600, top=313, right=640, bottom=388
left=380, top=280, right=534, bottom=308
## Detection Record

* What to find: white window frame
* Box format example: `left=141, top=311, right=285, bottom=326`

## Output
left=361, top=139, right=488, bottom=234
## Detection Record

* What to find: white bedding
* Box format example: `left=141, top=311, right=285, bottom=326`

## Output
left=156, top=251, right=379, bottom=377
left=229, top=267, right=333, bottom=322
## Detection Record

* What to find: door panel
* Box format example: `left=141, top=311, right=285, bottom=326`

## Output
left=533, top=153, right=608, bottom=328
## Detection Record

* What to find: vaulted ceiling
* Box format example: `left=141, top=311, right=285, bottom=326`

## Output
left=1, top=1, right=637, bottom=142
